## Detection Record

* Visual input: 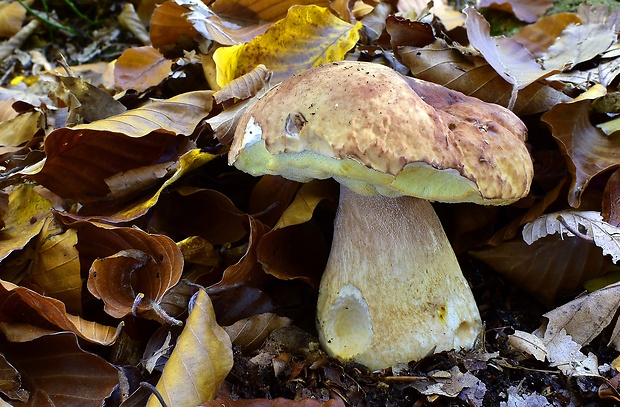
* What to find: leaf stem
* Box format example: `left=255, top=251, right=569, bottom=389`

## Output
left=139, top=382, right=168, bottom=407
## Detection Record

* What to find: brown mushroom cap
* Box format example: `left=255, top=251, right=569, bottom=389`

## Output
left=229, top=61, right=533, bottom=205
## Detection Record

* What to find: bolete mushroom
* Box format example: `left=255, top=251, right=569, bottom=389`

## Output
left=228, top=61, right=533, bottom=370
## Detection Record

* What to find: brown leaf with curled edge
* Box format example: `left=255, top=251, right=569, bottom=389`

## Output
left=513, top=13, right=582, bottom=56
left=209, top=0, right=331, bottom=22
left=114, top=46, right=173, bottom=92
left=149, top=1, right=198, bottom=52
left=0, top=111, right=41, bottom=147
left=147, top=289, right=233, bottom=407
left=541, top=99, right=620, bottom=208
left=173, top=0, right=273, bottom=46
left=152, top=187, right=247, bottom=245
left=0, top=353, right=23, bottom=400
left=30, top=91, right=213, bottom=204
left=57, top=219, right=183, bottom=322
left=213, top=64, right=271, bottom=104
left=30, top=218, right=82, bottom=315
left=209, top=216, right=270, bottom=292
left=385, top=15, right=435, bottom=49
left=398, top=40, right=570, bottom=116
left=249, top=175, right=300, bottom=227
left=257, top=181, right=337, bottom=287
left=224, top=313, right=292, bottom=352
left=603, top=168, right=620, bottom=226
left=201, top=398, right=345, bottom=407
left=0, top=184, right=53, bottom=262
left=0, top=280, right=120, bottom=345
left=59, top=76, right=126, bottom=122
left=470, top=234, right=612, bottom=306
left=478, top=0, right=552, bottom=23
left=464, top=7, right=554, bottom=109
left=0, top=332, right=119, bottom=407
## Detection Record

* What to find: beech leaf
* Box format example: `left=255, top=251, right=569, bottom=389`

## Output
left=209, top=0, right=331, bottom=22
left=114, top=46, right=173, bottom=92
left=541, top=99, right=620, bottom=207
left=478, top=0, right=552, bottom=23
left=541, top=23, right=616, bottom=70
left=464, top=7, right=554, bottom=109
left=147, top=289, right=233, bottom=407
left=224, top=313, right=292, bottom=352
left=213, top=5, right=362, bottom=87
left=523, top=211, right=620, bottom=264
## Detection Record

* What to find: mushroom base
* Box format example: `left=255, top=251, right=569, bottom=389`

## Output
left=316, top=186, right=482, bottom=370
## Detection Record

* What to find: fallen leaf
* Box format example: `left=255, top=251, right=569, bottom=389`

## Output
left=541, top=99, right=620, bottom=207
left=201, top=399, right=345, bottom=406
left=114, top=46, right=173, bottom=92
left=147, top=289, right=233, bottom=407
left=0, top=111, right=41, bottom=147
left=602, top=169, right=620, bottom=226
left=0, top=184, right=53, bottom=262
left=224, top=313, right=292, bottom=352
left=0, top=332, right=119, bottom=407
left=213, top=64, right=271, bottom=104
left=0, top=2, right=27, bottom=38
left=59, top=76, right=126, bottom=121
left=478, top=0, right=553, bottom=23
left=540, top=23, right=616, bottom=70
left=508, top=330, right=546, bottom=361
left=0, top=280, right=120, bottom=345
left=500, top=386, right=553, bottom=407
left=410, top=366, right=486, bottom=401
left=512, top=13, right=582, bottom=55
left=464, top=7, right=554, bottom=109
left=30, top=91, right=213, bottom=203
left=173, top=0, right=272, bottom=46
left=213, top=5, right=361, bottom=87
left=149, top=1, right=199, bottom=52
left=398, top=40, right=570, bottom=115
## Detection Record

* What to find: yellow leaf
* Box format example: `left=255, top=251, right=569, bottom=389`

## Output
left=147, top=289, right=233, bottom=407
left=213, top=5, right=361, bottom=87
left=0, top=184, right=53, bottom=262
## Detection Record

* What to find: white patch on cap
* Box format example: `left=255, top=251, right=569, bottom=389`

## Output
left=241, top=116, right=263, bottom=150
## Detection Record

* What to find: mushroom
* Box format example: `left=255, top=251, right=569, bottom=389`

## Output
left=228, top=61, right=533, bottom=370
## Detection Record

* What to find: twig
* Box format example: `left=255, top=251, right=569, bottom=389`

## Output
left=0, top=19, right=40, bottom=61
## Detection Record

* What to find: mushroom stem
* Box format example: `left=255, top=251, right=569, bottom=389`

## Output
left=316, top=185, right=482, bottom=370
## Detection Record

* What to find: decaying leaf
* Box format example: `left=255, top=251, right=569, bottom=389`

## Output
left=409, top=366, right=486, bottom=406
left=464, top=7, right=554, bottom=109
left=478, top=0, right=553, bottom=23
left=523, top=211, right=620, bottom=263
left=213, top=5, right=362, bottom=87
left=0, top=184, right=53, bottom=262
left=201, top=398, right=345, bottom=406
left=114, top=46, right=173, bottom=92
left=173, top=0, right=272, bottom=46
left=224, top=313, right=292, bottom=352
left=147, top=289, right=233, bottom=407
left=541, top=99, right=620, bottom=207
left=0, top=332, right=119, bottom=407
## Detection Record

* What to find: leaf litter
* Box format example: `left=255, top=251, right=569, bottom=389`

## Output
left=4, top=0, right=620, bottom=406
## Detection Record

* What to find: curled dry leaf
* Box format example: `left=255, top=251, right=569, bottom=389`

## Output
left=30, top=91, right=214, bottom=204
left=213, top=64, right=271, bottom=104
left=58, top=219, right=185, bottom=322
left=464, top=7, right=554, bottom=109
left=59, top=76, right=126, bottom=121
left=523, top=210, right=620, bottom=263
left=147, top=289, right=233, bottom=407
left=209, top=0, right=331, bottom=22
left=602, top=168, right=620, bottom=226
left=213, top=5, right=362, bottom=87
left=541, top=99, right=620, bottom=207
left=0, top=280, right=120, bottom=345
left=0, top=332, right=119, bottom=407
left=149, top=1, right=198, bottom=51
left=224, top=313, right=292, bottom=352
left=173, top=0, right=272, bottom=46
left=398, top=40, right=570, bottom=115
left=478, top=0, right=553, bottom=23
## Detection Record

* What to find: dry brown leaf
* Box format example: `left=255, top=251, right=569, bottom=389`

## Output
left=0, top=1, right=27, bottom=38
left=0, top=111, right=41, bottom=147
left=0, top=332, right=119, bottom=407
left=30, top=91, right=213, bottom=203
left=173, top=0, right=273, bottom=46
left=224, top=313, right=292, bottom=352
left=249, top=175, right=300, bottom=227
left=115, top=46, right=173, bottom=91
left=0, top=280, right=120, bottom=345
left=513, top=13, right=582, bottom=56
left=213, top=64, right=271, bottom=104
left=149, top=0, right=199, bottom=52
left=464, top=7, right=554, bottom=109
left=210, top=0, right=331, bottom=22
left=478, top=0, right=552, bottom=23
left=147, top=289, right=233, bottom=407
left=398, top=40, right=570, bottom=115
left=201, top=399, right=345, bottom=407
left=541, top=99, right=620, bottom=208
left=603, top=168, right=620, bottom=226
